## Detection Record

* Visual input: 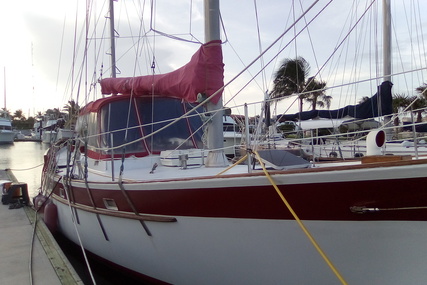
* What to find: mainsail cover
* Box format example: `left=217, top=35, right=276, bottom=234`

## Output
left=100, top=40, right=224, bottom=104
left=278, top=81, right=393, bottom=121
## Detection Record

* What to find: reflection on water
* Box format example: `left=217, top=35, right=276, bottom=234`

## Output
left=0, top=142, right=49, bottom=197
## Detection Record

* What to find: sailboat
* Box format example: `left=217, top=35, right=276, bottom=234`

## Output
left=0, top=109, right=14, bottom=144
left=274, top=86, right=427, bottom=159
left=267, top=0, right=427, bottom=160
left=0, top=69, right=14, bottom=144
left=40, top=1, right=427, bottom=284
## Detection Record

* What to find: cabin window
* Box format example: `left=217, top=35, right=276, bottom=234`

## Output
left=137, top=97, right=203, bottom=152
left=98, top=97, right=203, bottom=156
left=78, top=96, right=204, bottom=158
left=100, top=99, right=147, bottom=155
left=76, top=113, right=101, bottom=152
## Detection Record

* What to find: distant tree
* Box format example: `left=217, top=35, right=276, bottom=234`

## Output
left=270, top=57, right=330, bottom=112
left=270, top=57, right=310, bottom=114
left=304, top=76, right=330, bottom=110
left=63, top=100, right=79, bottom=116
left=63, top=100, right=80, bottom=128
left=392, top=93, right=411, bottom=126
left=26, top=116, right=36, bottom=126
left=409, top=95, right=427, bottom=123
left=45, top=108, right=61, bottom=119
left=13, top=109, right=26, bottom=121
left=1, top=108, right=11, bottom=116
left=10, top=112, right=36, bottom=129
left=415, top=83, right=427, bottom=98
left=413, top=83, right=427, bottom=122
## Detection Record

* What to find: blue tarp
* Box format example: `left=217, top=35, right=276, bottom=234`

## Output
left=278, top=81, right=393, bottom=121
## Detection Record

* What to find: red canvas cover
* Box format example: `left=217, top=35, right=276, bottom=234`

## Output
left=100, top=40, right=224, bottom=104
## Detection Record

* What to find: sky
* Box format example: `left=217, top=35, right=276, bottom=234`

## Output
left=0, top=0, right=426, bottom=118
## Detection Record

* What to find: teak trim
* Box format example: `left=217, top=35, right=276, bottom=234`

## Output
left=52, top=194, right=177, bottom=223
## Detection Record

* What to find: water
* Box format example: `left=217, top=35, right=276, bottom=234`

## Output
left=0, top=141, right=147, bottom=285
left=0, top=142, right=48, bottom=198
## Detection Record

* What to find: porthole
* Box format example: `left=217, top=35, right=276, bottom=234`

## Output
left=103, top=198, right=118, bottom=210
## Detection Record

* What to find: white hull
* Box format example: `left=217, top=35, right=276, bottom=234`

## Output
left=42, top=130, right=57, bottom=144
left=302, top=141, right=427, bottom=159
left=0, top=112, right=14, bottom=144
left=0, top=131, right=14, bottom=144
left=57, top=129, right=74, bottom=141
left=54, top=200, right=427, bottom=284
left=44, top=156, right=427, bottom=284
left=273, top=137, right=427, bottom=159
left=223, top=131, right=242, bottom=157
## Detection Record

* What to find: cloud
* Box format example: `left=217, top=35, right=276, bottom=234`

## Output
left=1, top=0, right=426, bottom=119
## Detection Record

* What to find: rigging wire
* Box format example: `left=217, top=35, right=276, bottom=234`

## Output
left=253, top=0, right=267, bottom=94
left=414, top=0, right=427, bottom=78
left=65, top=0, right=427, bottom=152
left=90, top=0, right=327, bottom=152
left=251, top=0, right=270, bottom=144
left=225, top=1, right=333, bottom=109
left=57, top=12, right=67, bottom=103
left=271, top=0, right=380, bottom=127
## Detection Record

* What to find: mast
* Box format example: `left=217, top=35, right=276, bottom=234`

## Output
left=382, top=0, right=391, bottom=82
left=382, top=0, right=392, bottom=136
left=204, top=0, right=228, bottom=167
left=3, top=67, right=5, bottom=109
left=109, top=0, right=117, bottom=78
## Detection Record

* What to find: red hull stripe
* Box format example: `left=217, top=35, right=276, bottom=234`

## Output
left=54, top=176, right=427, bottom=221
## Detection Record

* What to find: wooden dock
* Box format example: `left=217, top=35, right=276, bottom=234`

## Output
left=0, top=169, right=82, bottom=284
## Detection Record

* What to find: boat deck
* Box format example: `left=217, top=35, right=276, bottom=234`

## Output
left=0, top=169, right=82, bottom=284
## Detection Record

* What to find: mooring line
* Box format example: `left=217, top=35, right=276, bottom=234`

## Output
left=253, top=150, right=348, bottom=285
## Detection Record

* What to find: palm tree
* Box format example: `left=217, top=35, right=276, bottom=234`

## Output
left=304, top=76, right=330, bottom=110
left=270, top=57, right=309, bottom=113
left=63, top=100, right=80, bottom=128
left=45, top=108, right=61, bottom=119
left=409, top=95, right=427, bottom=123
left=392, top=93, right=411, bottom=126
left=1, top=108, right=11, bottom=120
left=415, top=83, right=427, bottom=98
left=413, top=83, right=427, bottom=123
left=270, top=57, right=329, bottom=112
left=13, top=109, right=26, bottom=121
left=63, top=100, right=79, bottom=115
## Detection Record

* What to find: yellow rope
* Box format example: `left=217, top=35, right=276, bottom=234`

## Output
left=253, top=150, right=348, bottom=285
left=216, top=154, right=248, bottom=176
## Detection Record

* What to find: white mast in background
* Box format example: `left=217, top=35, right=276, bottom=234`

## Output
left=382, top=0, right=392, bottom=138
left=109, top=0, right=117, bottom=78
left=204, top=0, right=228, bottom=167
left=3, top=67, right=6, bottom=110
left=382, top=0, right=391, bottom=82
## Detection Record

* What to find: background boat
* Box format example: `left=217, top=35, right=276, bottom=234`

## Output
left=0, top=110, right=14, bottom=144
